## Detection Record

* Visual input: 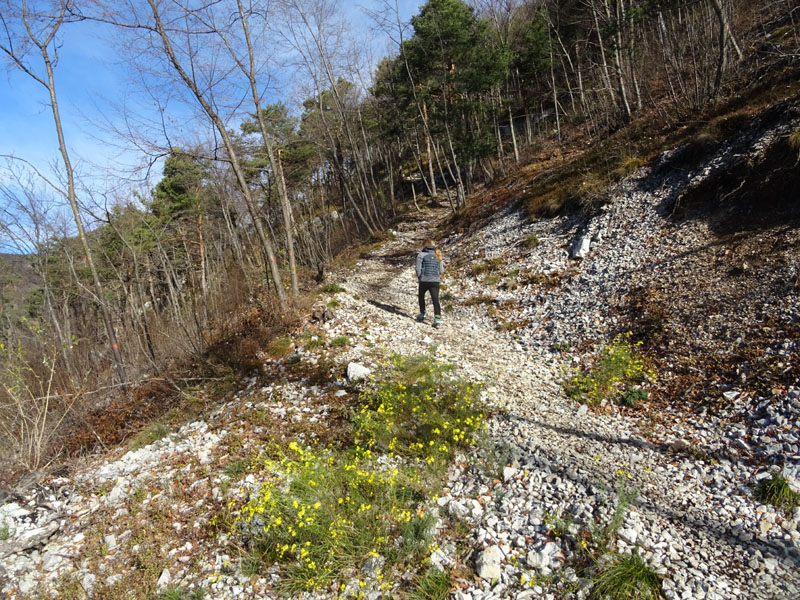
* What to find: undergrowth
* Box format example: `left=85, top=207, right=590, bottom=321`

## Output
left=539, top=472, right=660, bottom=599
left=226, top=353, right=486, bottom=594
left=160, top=588, right=206, bottom=600
left=563, top=333, right=653, bottom=406
left=322, top=283, right=345, bottom=294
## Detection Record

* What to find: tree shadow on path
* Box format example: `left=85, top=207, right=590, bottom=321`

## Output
left=367, top=299, right=412, bottom=319
left=499, top=413, right=800, bottom=574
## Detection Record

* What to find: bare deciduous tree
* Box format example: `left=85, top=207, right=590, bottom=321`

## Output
left=0, top=0, right=126, bottom=383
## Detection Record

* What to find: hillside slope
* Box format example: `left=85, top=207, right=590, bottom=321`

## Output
left=1, top=100, right=799, bottom=600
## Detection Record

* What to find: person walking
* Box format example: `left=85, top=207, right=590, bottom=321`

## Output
left=415, top=239, right=444, bottom=328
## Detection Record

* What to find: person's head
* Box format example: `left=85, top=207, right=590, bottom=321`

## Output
left=425, top=239, right=442, bottom=262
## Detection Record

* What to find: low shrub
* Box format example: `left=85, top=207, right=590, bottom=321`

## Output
left=563, top=333, right=653, bottom=405
left=355, top=354, right=485, bottom=462
left=619, top=387, right=648, bottom=408
left=228, top=354, right=486, bottom=593
left=321, top=283, right=345, bottom=294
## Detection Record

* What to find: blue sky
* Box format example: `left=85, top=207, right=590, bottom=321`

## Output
left=0, top=0, right=424, bottom=196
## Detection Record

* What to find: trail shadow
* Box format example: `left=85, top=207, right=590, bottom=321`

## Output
left=528, top=417, right=668, bottom=455
left=365, top=249, right=415, bottom=266
left=493, top=414, right=800, bottom=572
left=367, top=299, right=411, bottom=319
left=519, top=415, right=759, bottom=482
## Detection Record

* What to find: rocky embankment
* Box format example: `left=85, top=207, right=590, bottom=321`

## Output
left=1, top=103, right=799, bottom=599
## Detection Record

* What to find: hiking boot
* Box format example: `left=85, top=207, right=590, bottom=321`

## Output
left=416, top=313, right=426, bottom=322
left=432, top=316, right=442, bottom=328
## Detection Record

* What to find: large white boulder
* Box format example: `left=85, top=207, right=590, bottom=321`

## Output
left=475, top=544, right=503, bottom=581
left=347, top=362, right=372, bottom=382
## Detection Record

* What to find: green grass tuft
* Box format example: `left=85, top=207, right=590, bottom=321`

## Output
left=410, top=568, right=451, bottom=600
left=321, top=283, right=345, bottom=294
left=331, top=336, right=350, bottom=348
left=789, top=128, right=800, bottom=152
left=129, top=422, right=170, bottom=450
left=754, top=472, right=800, bottom=511
left=224, top=460, right=248, bottom=478
left=159, top=588, right=206, bottom=600
left=268, top=335, right=292, bottom=358
left=523, top=233, right=540, bottom=248
left=590, top=551, right=661, bottom=600
left=300, top=330, right=324, bottom=350
left=239, top=549, right=265, bottom=577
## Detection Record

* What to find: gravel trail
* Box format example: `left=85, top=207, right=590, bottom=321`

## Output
left=2, top=106, right=799, bottom=599
left=328, top=203, right=800, bottom=600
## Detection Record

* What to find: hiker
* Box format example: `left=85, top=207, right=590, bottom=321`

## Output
left=415, top=239, right=444, bottom=327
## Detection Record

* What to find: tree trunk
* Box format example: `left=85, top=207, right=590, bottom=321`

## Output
left=611, top=0, right=632, bottom=120
left=39, top=31, right=127, bottom=383
left=146, top=0, right=286, bottom=310
left=592, top=1, right=618, bottom=113
left=508, top=104, right=519, bottom=165
left=423, top=102, right=437, bottom=197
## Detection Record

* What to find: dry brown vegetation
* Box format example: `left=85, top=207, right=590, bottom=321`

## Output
left=2, top=0, right=799, bottom=489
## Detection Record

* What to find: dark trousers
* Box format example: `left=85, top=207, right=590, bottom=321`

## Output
left=418, top=282, right=441, bottom=316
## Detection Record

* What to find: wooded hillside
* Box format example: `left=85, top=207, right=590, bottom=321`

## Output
left=0, top=0, right=798, bottom=479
